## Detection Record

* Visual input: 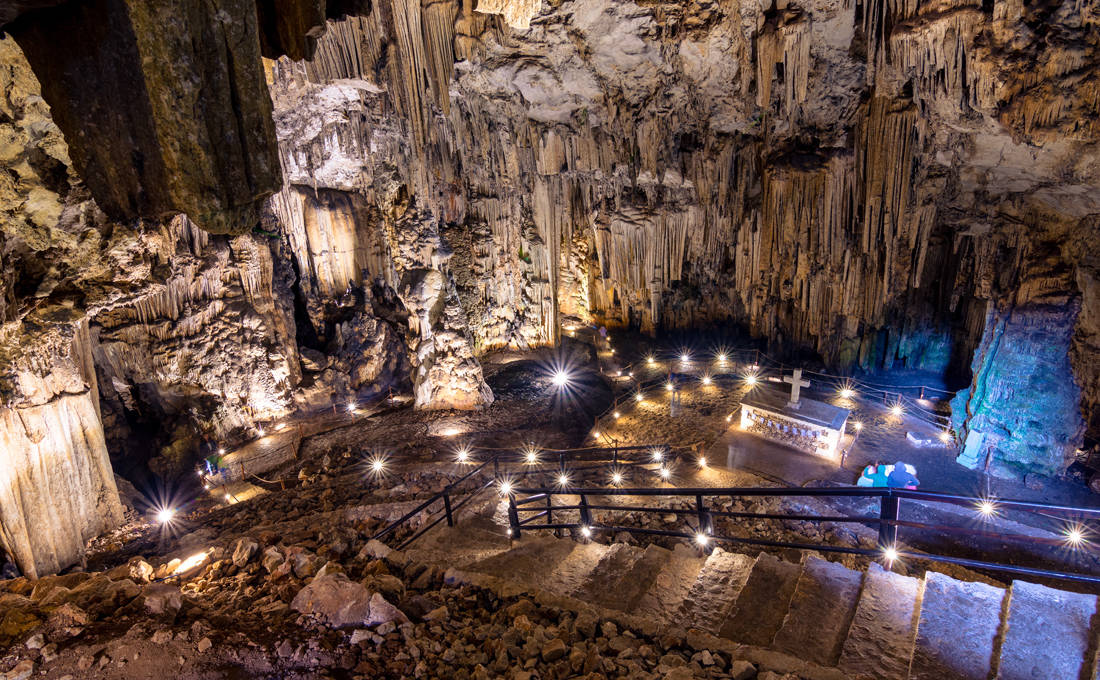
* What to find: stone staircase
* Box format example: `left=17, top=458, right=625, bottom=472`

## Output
left=408, top=514, right=1100, bottom=680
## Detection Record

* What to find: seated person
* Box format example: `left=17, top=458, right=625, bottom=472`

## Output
left=857, top=464, right=891, bottom=487
left=886, top=461, right=920, bottom=489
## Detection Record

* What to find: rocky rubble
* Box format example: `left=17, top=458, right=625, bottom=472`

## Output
left=0, top=498, right=800, bottom=680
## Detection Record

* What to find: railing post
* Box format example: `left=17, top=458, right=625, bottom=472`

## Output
left=443, top=493, right=454, bottom=527
left=879, top=492, right=899, bottom=547
left=546, top=492, right=553, bottom=526
left=579, top=493, right=592, bottom=528
left=695, top=494, right=708, bottom=533
left=507, top=494, right=520, bottom=539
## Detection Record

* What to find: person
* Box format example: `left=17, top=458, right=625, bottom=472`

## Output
left=887, top=461, right=919, bottom=489
left=858, top=463, right=890, bottom=487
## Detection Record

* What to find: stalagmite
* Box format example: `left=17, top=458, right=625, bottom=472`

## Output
left=0, top=318, right=123, bottom=578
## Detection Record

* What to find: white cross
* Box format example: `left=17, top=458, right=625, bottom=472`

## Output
left=783, top=369, right=810, bottom=408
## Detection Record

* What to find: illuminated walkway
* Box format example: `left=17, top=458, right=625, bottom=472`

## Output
left=413, top=508, right=1100, bottom=680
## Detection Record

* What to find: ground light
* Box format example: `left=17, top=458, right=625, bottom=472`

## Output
left=610, top=471, right=624, bottom=486
left=156, top=508, right=176, bottom=525
left=635, top=392, right=643, bottom=402
left=977, top=500, right=996, bottom=518
left=369, top=456, right=386, bottom=475
left=890, top=404, right=904, bottom=416
left=498, top=480, right=513, bottom=496
left=592, top=431, right=601, bottom=439
left=698, top=457, right=707, bottom=468
left=938, top=431, right=952, bottom=443
left=680, top=353, right=691, bottom=363
left=665, top=381, right=673, bottom=391
left=695, top=533, right=709, bottom=547
left=840, top=388, right=854, bottom=399
left=702, top=375, right=712, bottom=385
left=1066, top=525, right=1086, bottom=547
left=551, top=370, right=571, bottom=387
left=651, top=448, right=664, bottom=462
left=524, top=447, right=539, bottom=464
left=659, top=467, right=671, bottom=480
left=557, top=473, right=570, bottom=487
left=613, top=411, right=621, bottom=419
left=173, top=551, right=209, bottom=575
left=580, top=526, right=592, bottom=538
left=256, top=427, right=265, bottom=437
left=716, top=353, right=727, bottom=363
left=647, top=356, right=655, bottom=365
left=854, top=422, right=863, bottom=431
left=745, top=375, right=758, bottom=386
left=883, top=545, right=899, bottom=564
left=456, top=447, right=471, bottom=463
left=346, top=402, right=356, bottom=412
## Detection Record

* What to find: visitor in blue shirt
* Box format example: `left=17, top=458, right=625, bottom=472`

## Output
left=887, top=461, right=920, bottom=489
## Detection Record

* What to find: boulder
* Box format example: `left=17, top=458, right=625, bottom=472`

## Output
left=232, top=537, right=260, bottom=567
left=142, top=583, right=183, bottom=616
left=2, top=660, right=33, bottom=680
left=291, top=574, right=408, bottom=628
left=261, top=547, right=285, bottom=573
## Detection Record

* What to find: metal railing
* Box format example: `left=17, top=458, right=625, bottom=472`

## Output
left=505, top=484, right=1100, bottom=585
left=370, top=444, right=686, bottom=550
left=580, top=330, right=954, bottom=432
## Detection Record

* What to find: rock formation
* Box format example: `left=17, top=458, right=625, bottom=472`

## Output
left=256, top=0, right=1098, bottom=475
left=0, top=0, right=1098, bottom=573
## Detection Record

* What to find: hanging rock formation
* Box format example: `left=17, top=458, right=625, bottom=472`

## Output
left=255, top=0, right=1098, bottom=475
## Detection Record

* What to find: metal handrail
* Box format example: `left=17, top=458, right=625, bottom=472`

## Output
left=507, top=485, right=1100, bottom=518
left=370, top=444, right=678, bottom=549
left=505, top=484, right=1100, bottom=585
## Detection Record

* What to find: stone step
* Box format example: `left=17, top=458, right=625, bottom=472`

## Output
left=406, top=518, right=513, bottom=566
left=909, top=571, right=1007, bottom=680
left=720, top=552, right=803, bottom=646
left=540, top=541, right=610, bottom=596
left=571, top=543, right=646, bottom=608
left=616, top=544, right=677, bottom=612
left=680, top=548, right=755, bottom=635
left=771, top=555, right=865, bottom=666
left=633, top=544, right=707, bottom=625
left=466, top=535, right=579, bottom=581
left=996, top=580, right=1099, bottom=680
left=837, top=563, right=922, bottom=680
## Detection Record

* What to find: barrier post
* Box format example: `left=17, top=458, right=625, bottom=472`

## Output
left=443, top=493, right=454, bottom=527
left=879, top=493, right=900, bottom=546
left=507, top=494, right=521, bottom=539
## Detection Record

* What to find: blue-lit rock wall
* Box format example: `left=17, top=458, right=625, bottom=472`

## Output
left=951, top=303, right=1086, bottom=479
